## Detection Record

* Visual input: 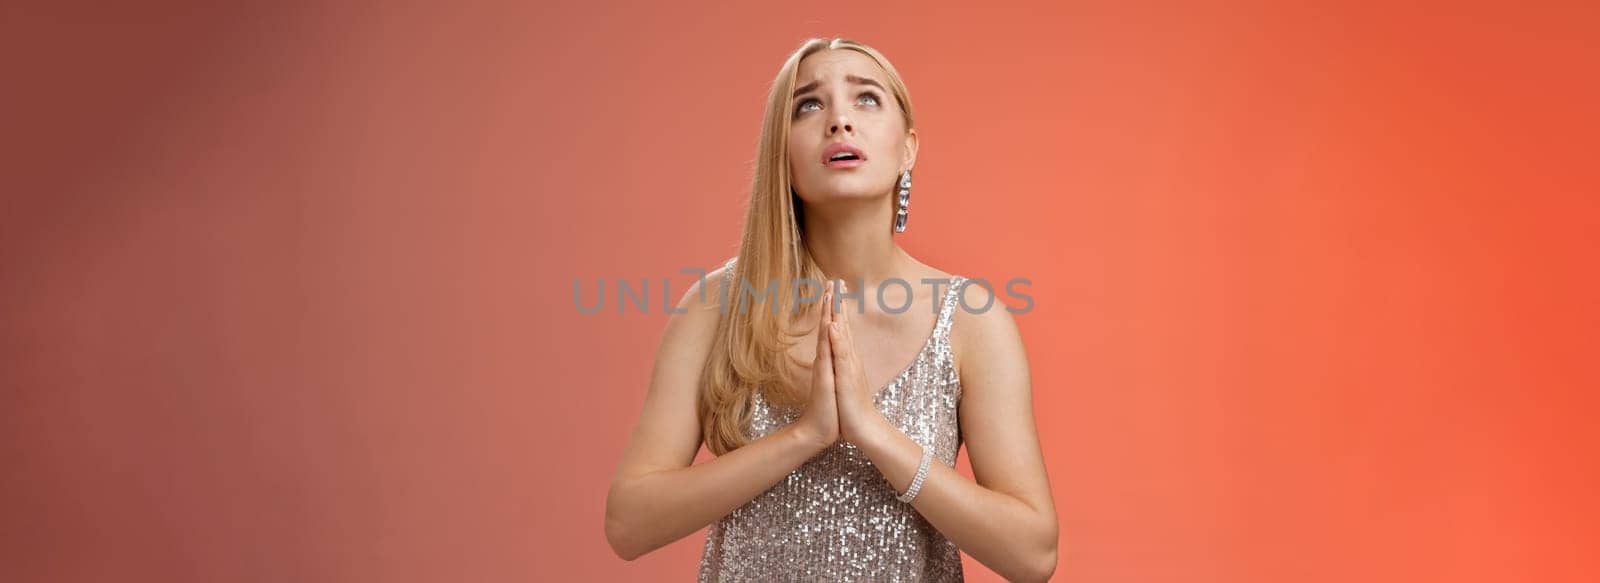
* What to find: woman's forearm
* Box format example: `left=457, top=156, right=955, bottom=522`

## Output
left=854, top=418, right=1058, bottom=583
left=605, top=424, right=828, bottom=560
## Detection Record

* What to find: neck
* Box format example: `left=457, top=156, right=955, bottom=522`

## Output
left=800, top=195, right=905, bottom=290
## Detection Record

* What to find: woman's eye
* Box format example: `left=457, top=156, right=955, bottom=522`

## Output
left=795, top=92, right=880, bottom=115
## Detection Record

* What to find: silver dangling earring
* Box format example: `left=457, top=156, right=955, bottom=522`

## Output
left=894, top=169, right=912, bottom=233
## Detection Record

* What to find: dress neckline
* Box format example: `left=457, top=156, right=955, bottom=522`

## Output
left=868, top=275, right=963, bottom=400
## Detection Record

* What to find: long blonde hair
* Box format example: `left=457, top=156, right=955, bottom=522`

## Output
left=698, top=37, right=918, bottom=455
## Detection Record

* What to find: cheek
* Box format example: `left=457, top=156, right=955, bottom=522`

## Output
left=786, top=151, right=802, bottom=176
left=787, top=145, right=815, bottom=173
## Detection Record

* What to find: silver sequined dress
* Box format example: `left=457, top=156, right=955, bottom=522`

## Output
left=698, top=260, right=968, bottom=582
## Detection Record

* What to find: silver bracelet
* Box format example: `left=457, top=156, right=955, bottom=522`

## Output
left=896, top=445, right=935, bottom=503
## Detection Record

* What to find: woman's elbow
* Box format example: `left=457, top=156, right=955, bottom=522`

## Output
left=1026, top=516, right=1059, bottom=582
left=1030, top=545, right=1058, bottom=582
left=605, top=497, right=661, bottom=561
left=604, top=485, right=645, bottom=561
left=604, top=514, right=643, bottom=561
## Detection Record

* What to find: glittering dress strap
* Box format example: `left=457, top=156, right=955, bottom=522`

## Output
left=933, top=275, right=966, bottom=341
left=720, top=257, right=738, bottom=293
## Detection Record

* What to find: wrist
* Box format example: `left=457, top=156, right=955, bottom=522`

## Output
left=846, top=413, right=893, bottom=453
left=787, top=423, right=831, bottom=453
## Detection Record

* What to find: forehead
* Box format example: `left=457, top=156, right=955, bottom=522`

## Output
left=795, top=49, right=887, bottom=84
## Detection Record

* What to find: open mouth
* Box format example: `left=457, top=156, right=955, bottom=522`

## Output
left=823, top=150, right=866, bottom=168
left=824, top=155, right=863, bottom=168
left=821, top=142, right=867, bottom=167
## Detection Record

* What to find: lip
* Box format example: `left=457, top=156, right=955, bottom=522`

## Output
left=821, top=142, right=867, bottom=168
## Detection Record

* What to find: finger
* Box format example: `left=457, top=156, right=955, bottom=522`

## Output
left=816, top=324, right=835, bottom=391
left=817, top=319, right=833, bottom=371
left=833, top=282, right=859, bottom=369
left=841, top=281, right=849, bottom=324
left=815, top=285, right=830, bottom=353
left=819, top=285, right=832, bottom=349
left=815, top=285, right=834, bottom=373
left=823, top=280, right=834, bottom=329
left=838, top=281, right=851, bottom=328
left=829, top=319, right=852, bottom=389
left=830, top=282, right=859, bottom=382
left=843, top=312, right=865, bottom=380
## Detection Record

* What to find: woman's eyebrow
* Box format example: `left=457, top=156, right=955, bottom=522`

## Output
left=792, top=75, right=886, bottom=98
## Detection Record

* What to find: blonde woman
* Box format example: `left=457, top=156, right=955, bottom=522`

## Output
left=605, top=37, right=1058, bottom=582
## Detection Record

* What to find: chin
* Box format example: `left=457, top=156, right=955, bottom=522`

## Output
left=809, top=177, right=888, bottom=199
left=806, top=187, right=882, bottom=203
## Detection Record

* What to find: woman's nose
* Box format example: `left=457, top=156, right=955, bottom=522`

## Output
left=829, top=117, right=853, bottom=135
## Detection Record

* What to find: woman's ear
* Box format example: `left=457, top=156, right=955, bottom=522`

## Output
left=902, top=128, right=919, bottom=172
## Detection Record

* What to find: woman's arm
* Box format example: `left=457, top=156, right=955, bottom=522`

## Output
left=603, top=270, right=831, bottom=561
left=843, top=285, right=1059, bottom=582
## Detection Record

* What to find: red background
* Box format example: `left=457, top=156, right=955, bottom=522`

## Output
left=3, top=1, right=1596, bottom=581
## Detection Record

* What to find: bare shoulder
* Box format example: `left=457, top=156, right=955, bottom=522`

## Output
left=652, top=259, right=736, bottom=377
left=670, top=259, right=737, bottom=319
left=950, top=278, right=1028, bottom=382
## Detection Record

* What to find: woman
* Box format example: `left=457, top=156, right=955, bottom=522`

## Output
left=605, top=37, right=1058, bottom=582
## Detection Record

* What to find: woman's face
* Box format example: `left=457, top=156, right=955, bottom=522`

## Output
left=787, top=49, right=917, bottom=206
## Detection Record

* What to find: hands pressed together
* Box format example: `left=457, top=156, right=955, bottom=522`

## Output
left=797, top=280, right=887, bottom=449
